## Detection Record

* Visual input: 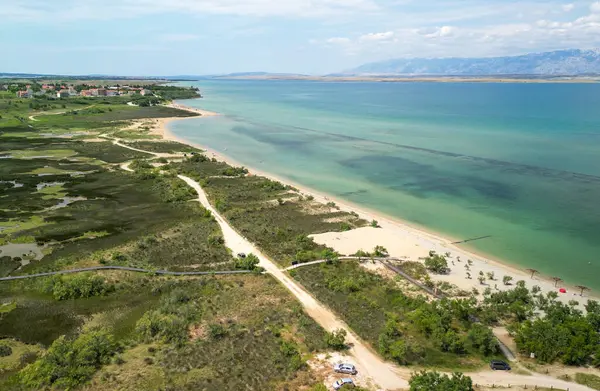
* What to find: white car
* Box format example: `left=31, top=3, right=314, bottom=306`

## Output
left=333, top=363, right=357, bottom=375
left=333, top=378, right=354, bottom=390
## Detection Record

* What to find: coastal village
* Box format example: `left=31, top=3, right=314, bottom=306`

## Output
left=4, top=83, right=152, bottom=99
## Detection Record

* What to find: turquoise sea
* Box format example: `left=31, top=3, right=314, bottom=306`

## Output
left=169, top=80, right=600, bottom=290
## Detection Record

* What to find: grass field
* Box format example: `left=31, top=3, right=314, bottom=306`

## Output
left=124, top=140, right=201, bottom=154
left=575, top=373, right=600, bottom=390
left=0, top=273, right=328, bottom=390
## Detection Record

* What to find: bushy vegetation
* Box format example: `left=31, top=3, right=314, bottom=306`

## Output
left=71, top=141, right=152, bottom=163
left=150, top=85, right=201, bottom=100
left=234, top=253, right=261, bottom=271
left=44, top=273, right=115, bottom=300
left=1, top=272, right=329, bottom=390
left=293, top=262, right=500, bottom=368
left=409, top=370, right=473, bottom=391
left=0, top=343, right=13, bottom=357
left=17, top=330, right=120, bottom=389
left=424, top=252, right=449, bottom=274
left=514, top=299, right=600, bottom=365
left=135, top=289, right=196, bottom=346
left=125, top=140, right=201, bottom=154
left=324, top=328, right=347, bottom=350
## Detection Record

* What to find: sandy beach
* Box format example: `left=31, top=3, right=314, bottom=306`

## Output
left=159, top=101, right=598, bottom=308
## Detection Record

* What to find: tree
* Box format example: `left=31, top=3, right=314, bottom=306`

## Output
left=371, top=219, right=379, bottom=228
left=324, top=329, right=347, bottom=350
left=18, top=331, right=119, bottom=389
left=503, top=275, right=513, bottom=285
left=487, top=271, right=495, bottom=281
left=373, top=245, right=388, bottom=257
left=467, top=324, right=498, bottom=356
left=551, top=277, right=563, bottom=287
left=525, top=268, right=539, bottom=279
left=321, top=248, right=339, bottom=261
left=576, top=285, right=590, bottom=297
left=235, top=253, right=260, bottom=271
left=409, top=371, right=473, bottom=391
left=424, top=254, right=448, bottom=274
left=478, top=276, right=486, bottom=285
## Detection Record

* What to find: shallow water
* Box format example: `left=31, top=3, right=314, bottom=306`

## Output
left=169, top=80, right=600, bottom=290
left=49, top=196, right=87, bottom=210
left=36, top=182, right=65, bottom=191
left=0, top=181, right=24, bottom=188
left=0, top=243, right=43, bottom=262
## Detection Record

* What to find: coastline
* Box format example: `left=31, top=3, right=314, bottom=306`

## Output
left=158, top=100, right=597, bottom=305
left=215, top=75, right=600, bottom=84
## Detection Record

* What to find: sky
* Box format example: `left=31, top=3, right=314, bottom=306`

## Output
left=1, top=0, right=600, bottom=75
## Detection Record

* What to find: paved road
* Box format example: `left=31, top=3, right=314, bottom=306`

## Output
left=0, top=266, right=251, bottom=282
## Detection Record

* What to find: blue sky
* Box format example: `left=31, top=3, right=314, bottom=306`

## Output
left=1, top=0, right=600, bottom=75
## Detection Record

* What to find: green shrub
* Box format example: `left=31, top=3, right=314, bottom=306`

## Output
left=208, top=324, right=227, bottom=340
left=129, top=159, right=153, bottom=171
left=0, top=343, right=12, bottom=357
left=235, top=253, right=260, bottom=271
left=424, top=254, right=448, bottom=274
left=46, top=274, right=115, bottom=301
left=467, top=324, right=498, bottom=356
left=324, top=328, right=347, bottom=350
left=135, top=310, right=188, bottom=346
left=373, top=245, right=388, bottom=257
left=409, top=371, right=473, bottom=391
left=18, top=330, right=119, bottom=389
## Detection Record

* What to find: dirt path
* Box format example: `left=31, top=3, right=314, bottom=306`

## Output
left=178, top=175, right=409, bottom=390
left=28, top=104, right=96, bottom=122
left=467, top=371, right=594, bottom=391
left=120, top=162, right=133, bottom=172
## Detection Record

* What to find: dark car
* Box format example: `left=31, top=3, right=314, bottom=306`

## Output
left=237, top=253, right=246, bottom=258
left=490, top=360, right=511, bottom=370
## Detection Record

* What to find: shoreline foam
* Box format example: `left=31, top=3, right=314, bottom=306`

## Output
left=159, top=100, right=597, bottom=306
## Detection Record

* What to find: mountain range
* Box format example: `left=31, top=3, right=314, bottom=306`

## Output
left=342, top=49, right=600, bottom=76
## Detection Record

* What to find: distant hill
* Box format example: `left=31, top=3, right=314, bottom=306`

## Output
left=342, top=49, right=600, bottom=76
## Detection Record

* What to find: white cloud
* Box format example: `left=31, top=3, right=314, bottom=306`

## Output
left=591, top=2, right=600, bottom=13
left=312, top=4, right=600, bottom=62
left=416, top=26, right=457, bottom=38
left=562, top=3, right=575, bottom=12
left=358, top=31, right=395, bottom=42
